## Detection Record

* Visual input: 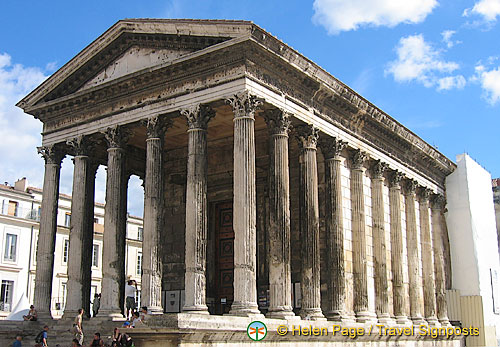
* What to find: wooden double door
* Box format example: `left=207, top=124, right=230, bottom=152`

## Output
left=213, top=201, right=234, bottom=314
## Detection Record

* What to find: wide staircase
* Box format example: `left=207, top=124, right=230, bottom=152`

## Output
left=0, top=317, right=125, bottom=346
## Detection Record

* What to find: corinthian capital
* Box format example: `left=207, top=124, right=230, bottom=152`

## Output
left=295, top=124, right=320, bottom=150
left=263, top=108, right=292, bottom=135
left=37, top=144, right=66, bottom=165
left=225, top=91, right=263, bottom=119
left=431, top=194, right=446, bottom=210
left=370, top=160, right=388, bottom=178
left=388, top=170, right=404, bottom=188
left=180, top=104, right=215, bottom=130
left=67, top=135, right=94, bottom=156
left=404, top=179, right=418, bottom=196
left=350, top=149, right=367, bottom=170
left=141, top=115, right=173, bottom=139
left=418, top=187, right=432, bottom=202
left=102, top=125, right=130, bottom=149
left=318, top=136, right=347, bottom=160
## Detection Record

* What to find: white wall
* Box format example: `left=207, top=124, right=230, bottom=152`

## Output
left=446, top=153, right=500, bottom=339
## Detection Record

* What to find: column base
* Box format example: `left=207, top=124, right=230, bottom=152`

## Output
left=377, top=313, right=395, bottom=325
left=395, top=315, right=412, bottom=325
left=228, top=302, right=263, bottom=317
left=438, top=317, right=451, bottom=326
left=98, top=309, right=124, bottom=320
left=410, top=315, right=427, bottom=325
left=300, top=308, right=327, bottom=321
left=425, top=316, right=441, bottom=327
left=266, top=306, right=296, bottom=320
left=36, top=311, right=53, bottom=321
left=355, top=311, right=377, bottom=323
left=148, top=305, right=165, bottom=315
left=182, top=305, right=209, bottom=315
left=325, top=310, right=355, bottom=323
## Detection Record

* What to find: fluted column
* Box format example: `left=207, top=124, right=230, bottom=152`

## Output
left=64, top=136, right=95, bottom=318
left=370, top=160, right=392, bottom=323
left=181, top=105, right=214, bottom=314
left=404, top=179, right=425, bottom=324
left=226, top=92, right=262, bottom=316
left=319, top=136, right=349, bottom=321
left=431, top=195, right=450, bottom=326
left=350, top=149, right=374, bottom=322
left=141, top=116, right=171, bottom=314
left=389, top=171, right=410, bottom=324
left=296, top=125, right=325, bottom=321
left=100, top=125, right=130, bottom=318
left=418, top=188, right=439, bottom=326
left=264, top=109, right=295, bottom=319
left=34, top=145, right=65, bottom=319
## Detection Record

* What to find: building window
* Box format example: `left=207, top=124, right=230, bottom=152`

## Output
left=63, top=239, right=69, bottom=263
left=93, top=217, right=99, bottom=224
left=0, top=280, right=14, bottom=312
left=138, top=227, right=143, bottom=241
left=137, top=252, right=142, bottom=276
left=92, top=244, right=99, bottom=267
left=64, top=213, right=71, bottom=227
left=135, top=289, right=141, bottom=308
left=4, top=233, right=17, bottom=262
left=61, top=282, right=67, bottom=311
left=7, top=201, right=18, bottom=217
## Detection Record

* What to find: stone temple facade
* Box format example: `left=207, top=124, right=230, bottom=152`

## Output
left=16, top=19, right=460, bottom=346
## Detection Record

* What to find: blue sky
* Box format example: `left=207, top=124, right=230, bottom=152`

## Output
left=1, top=0, right=499, bottom=216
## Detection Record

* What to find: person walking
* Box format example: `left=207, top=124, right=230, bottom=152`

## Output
left=34, top=325, right=49, bottom=347
left=12, top=335, right=22, bottom=347
left=92, top=293, right=100, bottom=317
left=125, top=280, right=137, bottom=320
left=74, top=308, right=84, bottom=345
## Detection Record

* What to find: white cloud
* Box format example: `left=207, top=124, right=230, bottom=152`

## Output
left=441, top=30, right=461, bottom=48
left=386, top=34, right=465, bottom=90
left=0, top=52, right=47, bottom=188
left=312, top=0, right=438, bottom=34
left=474, top=64, right=500, bottom=104
left=464, top=0, right=500, bottom=22
left=437, top=75, right=466, bottom=90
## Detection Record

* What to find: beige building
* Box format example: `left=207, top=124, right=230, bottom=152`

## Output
left=8, top=19, right=470, bottom=346
left=0, top=178, right=143, bottom=319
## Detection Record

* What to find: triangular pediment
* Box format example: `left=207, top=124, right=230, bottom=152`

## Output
left=79, top=45, right=194, bottom=91
left=18, top=19, right=254, bottom=110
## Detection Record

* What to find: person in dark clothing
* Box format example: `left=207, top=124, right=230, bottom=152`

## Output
left=89, top=332, right=104, bottom=346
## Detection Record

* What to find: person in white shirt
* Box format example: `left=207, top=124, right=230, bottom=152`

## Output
left=125, top=280, right=137, bottom=320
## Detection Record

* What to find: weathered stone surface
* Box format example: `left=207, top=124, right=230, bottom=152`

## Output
left=34, top=144, right=65, bottom=319
left=226, top=91, right=262, bottom=316
left=181, top=105, right=214, bottom=314
left=296, top=124, right=325, bottom=321
left=370, top=160, right=392, bottom=323
left=100, top=125, right=130, bottom=318
left=404, top=179, right=425, bottom=324
left=263, top=109, right=294, bottom=319
left=319, top=136, right=349, bottom=321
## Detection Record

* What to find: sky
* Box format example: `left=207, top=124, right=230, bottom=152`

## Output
left=1, top=0, right=499, bottom=216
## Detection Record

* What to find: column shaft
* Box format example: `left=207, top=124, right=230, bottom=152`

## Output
left=100, top=126, right=129, bottom=318
left=182, top=106, right=213, bottom=313
left=431, top=195, right=450, bottom=325
left=297, top=125, right=325, bottom=320
left=370, top=161, right=392, bottom=323
left=419, top=189, right=439, bottom=325
left=320, top=137, right=349, bottom=321
left=404, top=180, right=425, bottom=324
left=65, top=136, right=95, bottom=317
left=388, top=171, right=410, bottom=324
left=142, top=115, right=169, bottom=314
left=265, top=110, right=294, bottom=319
left=34, top=145, right=65, bottom=319
left=227, top=92, right=261, bottom=316
left=350, top=150, right=373, bottom=322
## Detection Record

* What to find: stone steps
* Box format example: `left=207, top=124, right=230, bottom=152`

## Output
left=0, top=317, right=125, bottom=346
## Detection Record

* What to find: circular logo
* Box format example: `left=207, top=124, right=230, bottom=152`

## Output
left=247, top=321, right=267, bottom=341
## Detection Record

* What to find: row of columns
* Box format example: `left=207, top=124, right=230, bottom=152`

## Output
left=34, top=91, right=450, bottom=325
